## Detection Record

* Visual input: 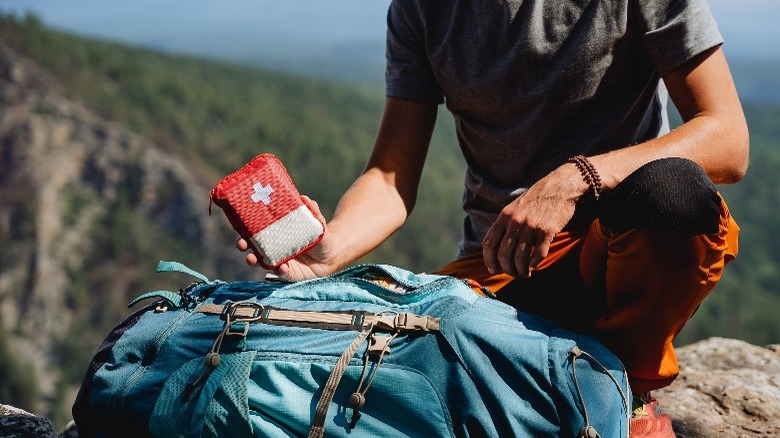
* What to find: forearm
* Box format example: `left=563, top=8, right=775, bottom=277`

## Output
left=322, top=97, right=437, bottom=272
left=325, top=169, right=412, bottom=270
left=591, top=112, right=748, bottom=192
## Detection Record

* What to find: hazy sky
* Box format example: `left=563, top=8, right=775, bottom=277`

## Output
left=1, top=1, right=390, bottom=48
left=2, top=0, right=778, bottom=72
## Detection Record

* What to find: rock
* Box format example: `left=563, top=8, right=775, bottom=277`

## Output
left=0, top=405, right=78, bottom=438
left=0, top=404, right=58, bottom=438
left=655, top=337, right=780, bottom=437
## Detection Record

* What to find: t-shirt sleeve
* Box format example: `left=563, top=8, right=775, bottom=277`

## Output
left=634, top=0, right=724, bottom=76
left=385, top=0, right=445, bottom=105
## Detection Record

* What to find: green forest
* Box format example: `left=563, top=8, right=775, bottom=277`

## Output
left=1, top=13, right=779, bottom=423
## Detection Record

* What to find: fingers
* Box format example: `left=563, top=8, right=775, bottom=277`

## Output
left=529, top=234, right=553, bottom=269
left=482, top=225, right=505, bottom=275
left=275, top=262, right=290, bottom=281
left=484, top=227, right=526, bottom=278
left=236, top=237, right=261, bottom=266
left=275, top=262, right=302, bottom=283
left=484, top=224, right=550, bottom=278
left=513, top=238, right=532, bottom=278
left=499, top=234, right=521, bottom=278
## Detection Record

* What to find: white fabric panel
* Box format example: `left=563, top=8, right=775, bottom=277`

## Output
left=251, top=205, right=323, bottom=266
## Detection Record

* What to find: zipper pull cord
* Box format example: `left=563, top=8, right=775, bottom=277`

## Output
left=349, top=330, right=399, bottom=429
left=183, top=302, right=265, bottom=402
left=570, top=346, right=631, bottom=438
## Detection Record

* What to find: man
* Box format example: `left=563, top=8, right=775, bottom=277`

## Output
left=239, top=0, right=748, bottom=435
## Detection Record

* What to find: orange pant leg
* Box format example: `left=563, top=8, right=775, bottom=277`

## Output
left=436, top=197, right=739, bottom=393
left=584, top=197, right=738, bottom=393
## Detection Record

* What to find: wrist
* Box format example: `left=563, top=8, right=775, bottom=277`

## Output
left=567, top=155, right=602, bottom=201
left=563, top=162, right=591, bottom=199
left=319, top=222, right=358, bottom=272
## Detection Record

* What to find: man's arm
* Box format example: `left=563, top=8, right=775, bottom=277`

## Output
left=483, top=46, right=749, bottom=278
left=592, top=46, right=749, bottom=189
left=240, top=97, right=438, bottom=281
left=321, top=97, right=438, bottom=268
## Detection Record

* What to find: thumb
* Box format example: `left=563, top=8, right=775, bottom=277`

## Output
left=301, top=195, right=327, bottom=227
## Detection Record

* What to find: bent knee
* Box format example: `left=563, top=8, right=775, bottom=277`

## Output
left=600, top=158, right=722, bottom=234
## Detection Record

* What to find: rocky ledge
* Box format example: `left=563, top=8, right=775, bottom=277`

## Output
left=0, top=405, right=74, bottom=438
left=655, top=337, right=780, bottom=437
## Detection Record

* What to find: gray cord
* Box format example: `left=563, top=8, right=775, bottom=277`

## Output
left=570, top=346, right=631, bottom=438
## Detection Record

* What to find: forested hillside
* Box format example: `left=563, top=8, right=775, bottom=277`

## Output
left=0, top=13, right=466, bottom=270
left=0, top=12, right=778, bottom=425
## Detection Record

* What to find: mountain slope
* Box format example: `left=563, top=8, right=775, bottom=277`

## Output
left=0, top=41, right=244, bottom=424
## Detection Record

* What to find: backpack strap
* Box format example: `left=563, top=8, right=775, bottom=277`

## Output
left=128, top=290, right=187, bottom=309
left=195, top=303, right=440, bottom=437
left=308, top=326, right=373, bottom=438
left=196, top=304, right=440, bottom=333
left=306, top=310, right=440, bottom=438
left=129, top=261, right=222, bottom=309
left=569, top=346, right=631, bottom=438
left=156, top=260, right=213, bottom=283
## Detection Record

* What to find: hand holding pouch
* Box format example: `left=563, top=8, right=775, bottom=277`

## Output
left=210, top=153, right=325, bottom=269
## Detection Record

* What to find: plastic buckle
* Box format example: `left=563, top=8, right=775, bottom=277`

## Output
left=394, top=313, right=430, bottom=331
left=221, top=301, right=263, bottom=319
left=221, top=302, right=263, bottom=337
left=351, top=312, right=366, bottom=329
left=177, top=287, right=197, bottom=310
left=368, top=334, right=392, bottom=356
left=227, top=321, right=250, bottom=337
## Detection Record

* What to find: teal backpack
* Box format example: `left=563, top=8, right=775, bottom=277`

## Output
left=73, top=261, right=630, bottom=437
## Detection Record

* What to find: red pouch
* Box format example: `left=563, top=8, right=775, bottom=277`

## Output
left=209, top=153, right=324, bottom=269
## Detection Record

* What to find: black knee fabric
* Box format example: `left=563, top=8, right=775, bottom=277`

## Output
left=599, top=158, right=721, bottom=235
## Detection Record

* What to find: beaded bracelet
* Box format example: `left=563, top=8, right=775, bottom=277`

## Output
left=567, top=155, right=602, bottom=201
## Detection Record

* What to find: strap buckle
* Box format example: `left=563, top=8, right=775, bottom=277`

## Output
left=368, top=333, right=393, bottom=356
left=372, top=312, right=440, bottom=332
left=221, top=301, right=264, bottom=337
left=227, top=321, right=250, bottom=337
left=221, top=301, right=264, bottom=319
left=394, top=312, right=436, bottom=331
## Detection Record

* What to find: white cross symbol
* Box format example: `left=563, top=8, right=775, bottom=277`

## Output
left=251, top=182, right=274, bottom=205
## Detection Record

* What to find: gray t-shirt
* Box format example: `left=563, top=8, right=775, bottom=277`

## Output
left=385, top=0, right=723, bottom=257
